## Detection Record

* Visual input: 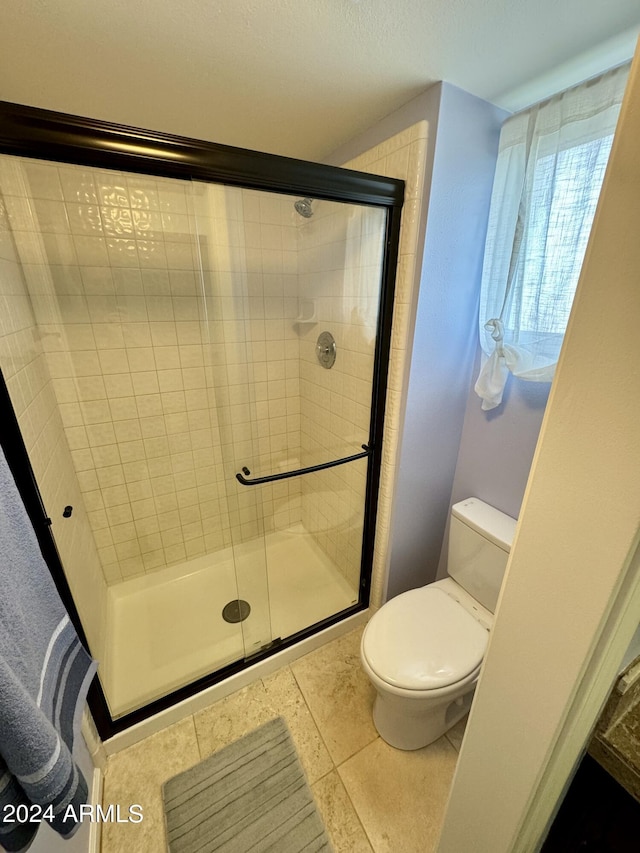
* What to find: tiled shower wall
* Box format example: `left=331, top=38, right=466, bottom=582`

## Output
left=9, top=163, right=234, bottom=583
left=298, top=201, right=385, bottom=588
left=0, top=165, right=107, bottom=660
left=2, top=154, right=396, bottom=595
left=207, top=188, right=303, bottom=542
left=342, top=123, right=429, bottom=609
left=3, top=161, right=307, bottom=584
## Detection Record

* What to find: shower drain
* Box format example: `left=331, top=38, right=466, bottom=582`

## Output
left=222, top=599, right=251, bottom=623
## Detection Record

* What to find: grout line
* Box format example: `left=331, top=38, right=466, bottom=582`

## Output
left=288, top=665, right=338, bottom=768
left=312, top=767, right=377, bottom=853
left=289, top=631, right=380, bottom=851
left=336, top=733, right=380, bottom=770
left=336, top=752, right=378, bottom=851
left=335, top=742, right=380, bottom=853
left=443, top=716, right=468, bottom=753
left=190, top=712, right=205, bottom=760
left=444, top=732, right=459, bottom=752
left=290, top=655, right=340, bottom=768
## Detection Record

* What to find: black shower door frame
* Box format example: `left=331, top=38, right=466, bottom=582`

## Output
left=0, top=100, right=404, bottom=739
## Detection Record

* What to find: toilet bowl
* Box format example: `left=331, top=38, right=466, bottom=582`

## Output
left=361, top=578, right=492, bottom=749
left=360, top=498, right=516, bottom=750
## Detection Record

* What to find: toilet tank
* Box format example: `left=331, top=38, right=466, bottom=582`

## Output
left=447, top=498, right=517, bottom=613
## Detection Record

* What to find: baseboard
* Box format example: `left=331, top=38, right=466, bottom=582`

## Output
left=82, top=709, right=107, bottom=771
left=88, top=766, right=103, bottom=853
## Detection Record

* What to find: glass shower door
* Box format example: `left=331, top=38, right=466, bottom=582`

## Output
left=0, top=98, right=404, bottom=737
left=192, top=181, right=388, bottom=645
left=189, top=179, right=274, bottom=661
left=0, top=156, right=275, bottom=718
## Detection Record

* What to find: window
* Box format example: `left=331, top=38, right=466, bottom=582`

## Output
left=475, top=62, right=629, bottom=411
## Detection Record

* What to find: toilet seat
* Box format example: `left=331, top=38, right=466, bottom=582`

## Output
left=362, top=587, right=489, bottom=691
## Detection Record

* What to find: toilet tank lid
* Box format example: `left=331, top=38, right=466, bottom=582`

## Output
left=452, top=498, right=517, bottom=552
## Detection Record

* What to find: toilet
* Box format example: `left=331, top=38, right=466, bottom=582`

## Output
left=360, top=497, right=516, bottom=750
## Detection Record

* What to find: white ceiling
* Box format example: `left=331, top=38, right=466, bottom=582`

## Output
left=1, top=1, right=639, bottom=162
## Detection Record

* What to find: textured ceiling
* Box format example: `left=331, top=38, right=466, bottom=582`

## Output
left=0, top=0, right=638, bottom=161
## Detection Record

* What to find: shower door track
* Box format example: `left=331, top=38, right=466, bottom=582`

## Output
left=236, top=446, right=371, bottom=486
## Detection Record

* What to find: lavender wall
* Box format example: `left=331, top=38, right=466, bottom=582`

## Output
left=436, top=348, right=550, bottom=577
left=385, top=85, right=508, bottom=598
left=452, top=350, right=550, bottom=519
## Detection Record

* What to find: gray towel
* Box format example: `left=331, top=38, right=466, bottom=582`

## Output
left=0, top=446, right=96, bottom=851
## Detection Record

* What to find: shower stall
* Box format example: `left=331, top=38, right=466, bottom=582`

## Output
left=0, top=102, right=403, bottom=737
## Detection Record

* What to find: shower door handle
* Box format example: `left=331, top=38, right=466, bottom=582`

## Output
left=235, top=445, right=371, bottom=486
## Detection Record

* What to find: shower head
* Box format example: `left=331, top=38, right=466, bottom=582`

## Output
left=294, top=197, right=314, bottom=218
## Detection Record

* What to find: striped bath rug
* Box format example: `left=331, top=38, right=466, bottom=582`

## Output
left=162, top=716, right=333, bottom=852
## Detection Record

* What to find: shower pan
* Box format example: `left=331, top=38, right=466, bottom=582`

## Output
left=0, top=102, right=403, bottom=738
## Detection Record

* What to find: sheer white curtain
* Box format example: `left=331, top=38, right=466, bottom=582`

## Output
left=475, top=62, right=629, bottom=410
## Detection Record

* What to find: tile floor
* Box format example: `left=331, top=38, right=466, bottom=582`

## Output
left=100, top=626, right=467, bottom=852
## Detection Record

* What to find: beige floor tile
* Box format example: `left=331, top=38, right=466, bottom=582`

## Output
left=445, top=713, right=468, bottom=752
left=338, top=736, right=458, bottom=853
left=100, top=628, right=463, bottom=853
left=193, top=666, right=333, bottom=784
left=193, top=679, right=274, bottom=756
left=101, top=716, right=200, bottom=853
left=262, top=667, right=334, bottom=783
left=291, top=626, right=378, bottom=765
left=313, top=770, right=373, bottom=853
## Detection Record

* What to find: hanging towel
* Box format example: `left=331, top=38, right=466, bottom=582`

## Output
left=0, top=446, right=96, bottom=852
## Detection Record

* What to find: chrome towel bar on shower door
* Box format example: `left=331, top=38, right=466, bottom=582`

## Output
left=235, top=445, right=371, bottom=486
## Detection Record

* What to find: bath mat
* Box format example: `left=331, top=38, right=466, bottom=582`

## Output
left=162, top=716, right=333, bottom=852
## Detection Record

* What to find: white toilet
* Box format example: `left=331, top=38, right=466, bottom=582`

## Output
left=361, top=497, right=516, bottom=750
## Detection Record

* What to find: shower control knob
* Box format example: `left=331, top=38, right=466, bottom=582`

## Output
left=316, top=331, right=337, bottom=369
left=62, top=505, right=73, bottom=518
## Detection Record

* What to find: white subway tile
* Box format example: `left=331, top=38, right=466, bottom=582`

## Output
left=122, top=322, right=152, bottom=347
left=131, top=370, right=159, bottom=395
left=91, top=444, right=121, bottom=467
left=103, top=373, right=134, bottom=398
left=135, top=393, right=163, bottom=418
left=73, top=236, right=109, bottom=267
left=127, top=347, right=155, bottom=372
